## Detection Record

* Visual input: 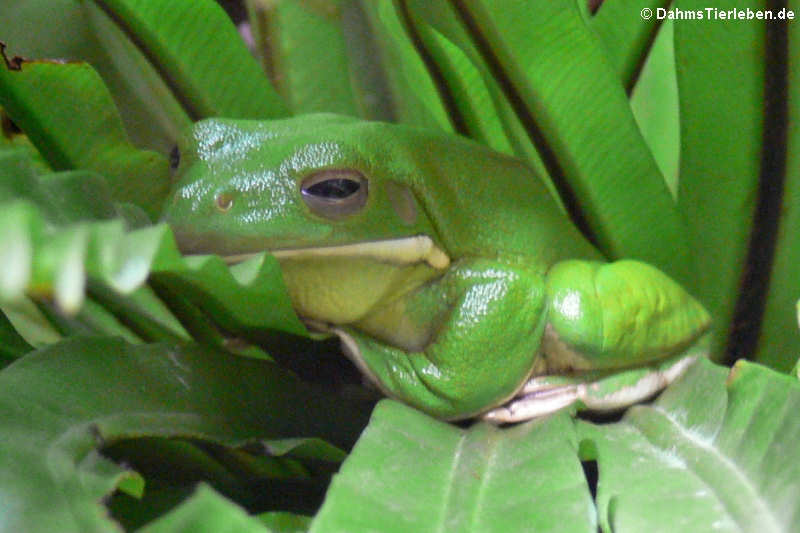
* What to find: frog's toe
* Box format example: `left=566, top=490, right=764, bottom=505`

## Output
left=482, top=353, right=700, bottom=424
left=482, top=381, right=581, bottom=423
left=574, top=354, right=698, bottom=412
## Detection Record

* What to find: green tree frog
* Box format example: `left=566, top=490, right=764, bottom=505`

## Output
left=163, top=115, right=710, bottom=422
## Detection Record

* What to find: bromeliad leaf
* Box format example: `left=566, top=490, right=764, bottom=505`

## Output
left=137, top=484, right=272, bottom=533
left=404, top=0, right=691, bottom=284
left=579, top=358, right=800, bottom=532
left=310, top=401, right=596, bottom=533
left=0, top=142, right=302, bottom=336
left=0, top=337, right=371, bottom=533
left=749, top=5, right=800, bottom=371
left=0, top=51, right=170, bottom=218
left=0, top=197, right=305, bottom=335
left=588, top=0, right=669, bottom=90
left=674, top=0, right=766, bottom=362
left=86, top=0, right=288, bottom=121
left=359, top=1, right=454, bottom=130
left=401, top=7, right=520, bottom=158
left=675, top=0, right=800, bottom=369
left=248, top=0, right=360, bottom=117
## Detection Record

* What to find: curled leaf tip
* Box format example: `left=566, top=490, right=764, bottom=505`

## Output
left=0, top=41, right=24, bottom=71
left=587, top=0, right=604, bottom=15
left=0, top=42, right=77, bottom=71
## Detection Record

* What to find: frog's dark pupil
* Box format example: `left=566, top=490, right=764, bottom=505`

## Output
left=306, top=178, right=360, bottom=199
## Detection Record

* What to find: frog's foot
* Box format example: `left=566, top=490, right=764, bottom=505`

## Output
left=482, top=353, right=699, bottom=423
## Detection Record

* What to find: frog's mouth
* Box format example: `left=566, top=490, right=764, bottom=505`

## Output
left=221, top=235, right=449, bottom=338
left=222, top=235, right=450, bottom=269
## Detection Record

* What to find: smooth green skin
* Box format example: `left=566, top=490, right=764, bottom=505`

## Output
left=163, top=115, right=710, bottom=420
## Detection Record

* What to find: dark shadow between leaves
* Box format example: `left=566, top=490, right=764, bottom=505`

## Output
left=103, top=436, right=336, bottom=530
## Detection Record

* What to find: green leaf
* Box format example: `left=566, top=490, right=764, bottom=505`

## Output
left=88, top=0, right=288, bottom=121
left=0, top=54, right=170, bottom=218
left=406, top=0, right=691, bottom=283
left=0, top=199, right=305, bottom=335
left=310, top=400, right=596, bottom=533
left=258, top=511, right=311, bottom=533
left=589, top=0, right=669, bottom=90
left=0, top=0, right=178, bottom=153
left=251, top=0, right=359, bottom=116
left=359, top=1, right=454, bottom=129
left=402, top=10, right=518, bottom=156
left=398, top=4, right=561, bottom=200
left=0, top=297, right=63, bottom=348
left=0, top=307, right=32, bottom=364
left=754, top=3, right=800, bottom=370
left=138, top=484, right=273, bottom=533
left=82, top=281, right=189, bottom=343
left=262, top=437, right=347, bottom=463
left=580, top=358, right=800, bottom=531
left=0, top=147, right=136, bottom=229
left=629, top=20, right=680, bottom=196
left=674, top=0, right=766, bottom=359
left=104, top=436, right=324, bottom=529
left=0, top=337, right=372, bottom=533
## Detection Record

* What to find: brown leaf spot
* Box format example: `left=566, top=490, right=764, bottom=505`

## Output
left=0, top=42, right=24, bottom=71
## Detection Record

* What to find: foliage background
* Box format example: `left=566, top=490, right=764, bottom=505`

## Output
left=0, top=0, right=798, bottom=531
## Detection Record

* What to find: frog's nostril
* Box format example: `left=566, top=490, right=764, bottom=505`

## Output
left=169, top=145, right=180, bottom=171
left=215, top=192, right=235, bottom=212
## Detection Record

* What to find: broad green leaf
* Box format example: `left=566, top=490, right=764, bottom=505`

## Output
left=0, top=155, right=187, bottom=344
left=407, top=0, right=691, bottom=284
left=310, top=400, right=596, bottom=533
left=0, top=1, right=96, bottom=64
left=139, top=484, right=272, bottom=533
left=580, top=358, right=800, bottom=531
left=0, top=55, right=170, bottom=218
left=794, top=301, right=800, bottom=377
left=88, top=0, right=288, bottom=121
left=0, top=337, right=372, bottom=533
left=250, top=0, right=359, bottom=116
left=755, top=3, right=800, bottom=370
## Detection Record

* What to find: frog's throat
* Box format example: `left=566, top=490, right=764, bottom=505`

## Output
left=223, top=236, right=451, bottom=270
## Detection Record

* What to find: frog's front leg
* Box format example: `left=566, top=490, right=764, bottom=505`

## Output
left=331, top=258, right=549, bottom=420
left=484, top=259, right=711, bottom=422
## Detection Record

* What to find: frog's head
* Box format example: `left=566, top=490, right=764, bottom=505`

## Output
left=163, top=115, right=448, bottom=327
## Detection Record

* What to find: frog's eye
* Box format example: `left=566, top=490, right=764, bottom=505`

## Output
left=300, top=169, right=368, bottom=220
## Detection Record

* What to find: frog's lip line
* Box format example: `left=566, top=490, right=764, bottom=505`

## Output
left=221, top=236, right=451, bottom=270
